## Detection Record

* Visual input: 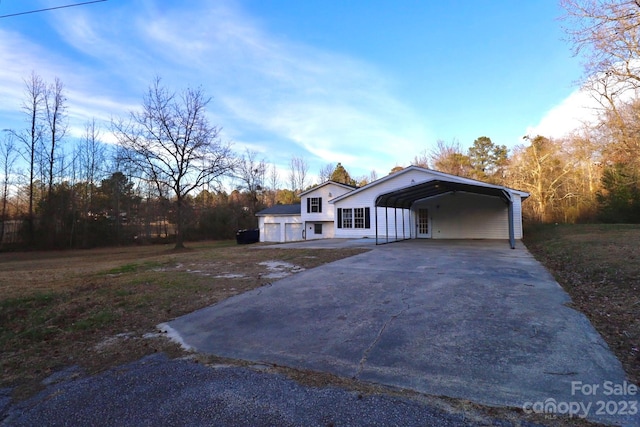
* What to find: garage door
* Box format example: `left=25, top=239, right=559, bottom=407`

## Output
left=264, top=223, right=281, bottom=242
left=285, top=223, right=303, bottom=242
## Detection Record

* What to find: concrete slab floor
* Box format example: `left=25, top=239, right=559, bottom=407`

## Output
left=165, top=240, right=638, bottom=426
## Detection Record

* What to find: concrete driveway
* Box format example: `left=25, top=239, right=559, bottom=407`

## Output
left=165, top=240, right=635, bottom=426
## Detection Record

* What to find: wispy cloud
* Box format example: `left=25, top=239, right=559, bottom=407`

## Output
left=0, top=0, right=431, bottom=179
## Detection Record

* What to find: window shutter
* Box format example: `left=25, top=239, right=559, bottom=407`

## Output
left=318, top=197, right=322, bottom=213
left=337, top=208, right=342, bottom=228
left=365, top=207, right=371, bottom=228
left=306, top=197, right=310, bottom=213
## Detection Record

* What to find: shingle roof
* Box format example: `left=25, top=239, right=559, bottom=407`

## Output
left=298, top=180, right=356, bottom=197
left=255, top=203, right=301, bottom=216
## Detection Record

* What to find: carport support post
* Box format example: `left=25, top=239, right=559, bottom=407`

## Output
left=394, top=208, right=398, bottom=241
left=385, top=207, right=389, bottom=243
left=375, top=207, right=379, bottom=245
left=402, top=208, right=406, bottom=239
left=507, top=198, right=515, bottom=249
left=501, top=189, right=516, bottom=249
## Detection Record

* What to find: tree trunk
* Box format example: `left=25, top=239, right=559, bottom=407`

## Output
left=174, top=195, right=185, bottom=249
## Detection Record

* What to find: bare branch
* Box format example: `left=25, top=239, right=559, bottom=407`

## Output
left=111, top=78, right=234, bottom=248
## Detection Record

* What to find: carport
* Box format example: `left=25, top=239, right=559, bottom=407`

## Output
left=374, top=180, right=518, bottom=248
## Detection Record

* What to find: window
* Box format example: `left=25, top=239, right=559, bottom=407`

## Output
left=354, top=208, right=364, bottom=228
left=337, top=207, right=370, bottom=229
left=342, top=209, right=353, bottom=228
left=314, top=223, right=323, bottom=235
left=307, top=197, right=322, bottom=213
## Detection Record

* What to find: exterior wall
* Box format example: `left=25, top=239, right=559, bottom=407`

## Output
left=332, top=169, right=433, bottom=239
left=512, top=194, right=524, bottom=239
left=303, top=221, right=335, bottom=240
left=301, top=183, right=354, bottom=224
left=373, top=207, right=412, bottom=240
left=414, top=192, right=510, bottom=239
left=258, top=215, right=302, bottom=243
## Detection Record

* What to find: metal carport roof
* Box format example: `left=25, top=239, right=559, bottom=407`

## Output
left=374, top=180, right=517, bottom=248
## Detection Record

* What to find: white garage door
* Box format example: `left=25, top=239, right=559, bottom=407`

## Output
left=264, top=223, right=281, bottom=242
left=285, top=223, right=303, bottom=242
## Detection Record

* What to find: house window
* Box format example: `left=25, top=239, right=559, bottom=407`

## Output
left=354, top=208, right=365, bottom=228
left=342, top=209, right=353, bottom=228
left=337, top=207, right=370, bottom=229
left=314, top=223, right=323, bottom=235
left=307, top=197, right=322, bottom=213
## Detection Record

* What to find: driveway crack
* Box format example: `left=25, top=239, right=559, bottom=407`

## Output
left=354, top=287, right=411, bottom=378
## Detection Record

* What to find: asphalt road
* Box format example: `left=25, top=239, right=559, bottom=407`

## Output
left=2, top=353, right=545, bottom=427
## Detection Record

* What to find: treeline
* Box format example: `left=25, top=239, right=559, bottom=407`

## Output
left=0, top=74, right=309, bottom=250
left=4, top=0, right=640, bottom=251
left=1, top=71, right=638, bottom=251
left=414, top=128, right=638, bottom=224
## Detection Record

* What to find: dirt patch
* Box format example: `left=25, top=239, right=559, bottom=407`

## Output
left=258, top=260, right=305, bottom=278
left=524, top=223, right=640, bottom=385
left=0, top=241, right=368, bottom=399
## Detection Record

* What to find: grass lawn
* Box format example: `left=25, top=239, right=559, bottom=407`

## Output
left=1, top=230, right=635, bottom=426
left=524, top=223, right=640, bottom=385
left=0, top=241, right=368, bottom=398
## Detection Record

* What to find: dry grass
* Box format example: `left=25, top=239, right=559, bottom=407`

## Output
left=0, top=241, right=367, bottom=398
left=0, top=235, right=618, bottom=426
left=524, top=223, right=640, bottom=385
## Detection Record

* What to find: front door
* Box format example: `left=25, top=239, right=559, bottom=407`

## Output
left=416, top=208, right=431, bottom=238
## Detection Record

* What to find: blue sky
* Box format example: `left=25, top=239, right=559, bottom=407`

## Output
left=0, top=0, right=589, bottom=182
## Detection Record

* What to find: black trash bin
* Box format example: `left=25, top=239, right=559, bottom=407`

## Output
left=236, top=228, right=260, bottom=244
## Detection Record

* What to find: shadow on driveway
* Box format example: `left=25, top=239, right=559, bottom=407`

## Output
left=166, top=240, right=637, bottom=426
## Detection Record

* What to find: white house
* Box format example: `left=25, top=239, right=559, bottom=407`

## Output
left=298, top=181, right=357, bottom=240
left=256, top=166, right=529, bottom=248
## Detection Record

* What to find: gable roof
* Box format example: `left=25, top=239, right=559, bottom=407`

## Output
left=255, top=203, right=301, bottom=216
left=299, top=180, right=357, bottom=197
left=329, top=165, right=528, bottom=204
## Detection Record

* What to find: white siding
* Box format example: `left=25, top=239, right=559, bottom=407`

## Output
left=301, top=183, right=354, bottom=224
left=415, top=192, right=509, bottom=239
left=258, top=215, right=302, bottom=242
left=333, top=169, right=433, bottom=239
left=373, top=207, right=413, bottom=240
left=303, top=221, right=335, bottom=239
left=512, top=194, right=523, bottom=239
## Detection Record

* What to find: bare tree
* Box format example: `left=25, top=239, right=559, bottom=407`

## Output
left=509, top=136, right=576, bottom=222
left=267, top=163, right=280, bottom=205
left=318, top=162, right=334, bottom=182
left=235, top=149, right=267, bottom=213
left=429, top=139, right=473, bottom=177
left=562, top=0, right=640, bottom=97
left=79, top=119, right=106, bottom=192
left=11, top=71, right=46, bottom=245
left=0, top=133, right=18, bottom=245
left=288, top=155, right=309, bottom=192
left=43, top=77, right=67, bottom=197
left=112, top=77, right=235, bottom=249
left=411, top=149, right=430, bottom=168
left=562, top=0, right=640, bottom=163
left=77, top=119, right=106, bottom=246
left=268, top=163, right=279, bottom=191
